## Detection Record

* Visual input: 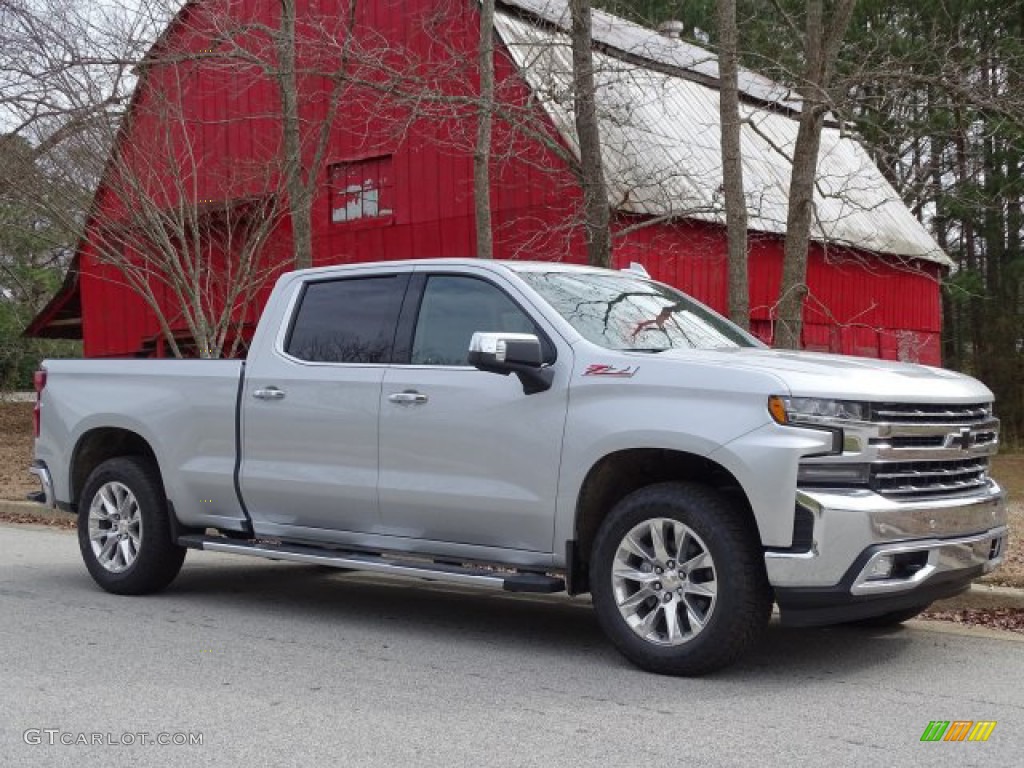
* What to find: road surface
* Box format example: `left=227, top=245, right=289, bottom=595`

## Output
left=1, top=523, right=1020, bottom=767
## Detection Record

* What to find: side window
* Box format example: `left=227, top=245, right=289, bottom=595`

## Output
left=286, top=275, right=407, bottom=363
left=411, top=276, right=541, bottom=366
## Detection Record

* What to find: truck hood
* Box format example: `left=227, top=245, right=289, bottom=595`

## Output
left=651, top=348, right=994, bottom=403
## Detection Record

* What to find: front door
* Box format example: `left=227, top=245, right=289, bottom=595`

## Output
left=378, top=272, right=570, bottom=552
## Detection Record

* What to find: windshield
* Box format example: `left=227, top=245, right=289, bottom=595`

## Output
left=517, top=270, right=761, bottom=352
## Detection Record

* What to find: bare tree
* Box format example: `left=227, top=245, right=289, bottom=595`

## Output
left=773, top=0, right=856, bottom=349
left=568, top=0, right=612, bottom=268
left=474, top=0, right=496, bottom=260
left=0, top=0, right=171, bottom=193
left=274, top=0, right=313, bottom=270
left=716, top=0, right=749, bottom=329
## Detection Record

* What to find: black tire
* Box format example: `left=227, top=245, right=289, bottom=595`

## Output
left=847, top=604, right=931, bottom=628
left=590, top=482, right=772, bottom=676
left=77, top=456, right=186, bottom=595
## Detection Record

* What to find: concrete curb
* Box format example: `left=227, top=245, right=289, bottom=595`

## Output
left=2, top=497, right=1022, bottom=612
left=930, top=583, right=1024, bottom=612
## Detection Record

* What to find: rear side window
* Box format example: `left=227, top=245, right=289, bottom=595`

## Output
left=285, top=275, right=408, bottom=363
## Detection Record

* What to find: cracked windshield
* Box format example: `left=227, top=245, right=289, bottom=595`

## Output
left=518, top=271, right=759, bottom=352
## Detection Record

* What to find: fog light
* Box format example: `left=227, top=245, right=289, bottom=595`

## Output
left=865, top=555, right=894, bottom=580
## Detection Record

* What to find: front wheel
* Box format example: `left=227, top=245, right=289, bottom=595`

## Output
left=78, top=456, right=186, bottom=595
left=590, top=482, right=772, bottom=676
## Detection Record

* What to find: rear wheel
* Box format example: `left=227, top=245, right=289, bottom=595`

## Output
left=78, top=457, right=186, bottom=595
left=590, top=482, right=772, bottom=676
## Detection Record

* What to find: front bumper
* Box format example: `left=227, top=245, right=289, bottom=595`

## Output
left=766, top=482, right=1007, bottom=626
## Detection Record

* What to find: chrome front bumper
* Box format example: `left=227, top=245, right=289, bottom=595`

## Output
left=766, top=481, right=1007, bottom=592
left=28, top=460, right=55, bottom=509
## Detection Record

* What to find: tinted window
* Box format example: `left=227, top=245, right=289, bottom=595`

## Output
left=286, top=275, right=407, bottom=363
left=411, top=276, right=539, bottom=366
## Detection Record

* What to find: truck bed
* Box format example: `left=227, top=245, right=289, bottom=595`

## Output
left=36, top=359, right=247, bottom=530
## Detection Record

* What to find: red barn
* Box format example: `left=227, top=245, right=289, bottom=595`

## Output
left=27, top=0, right=950, bottom=362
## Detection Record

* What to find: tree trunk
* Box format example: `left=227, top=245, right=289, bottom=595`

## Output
left=568, top=0, right=612, bottom=268
left=716, top=0, right=749, bottom=330
left=276, top=0, right=314, bottom=270
left=474, top=0, right=495, bottom=260
left=773, top=0, right=856, bottom=350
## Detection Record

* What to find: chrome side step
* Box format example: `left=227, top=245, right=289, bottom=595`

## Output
left=178, top=535, right=565, bottom=593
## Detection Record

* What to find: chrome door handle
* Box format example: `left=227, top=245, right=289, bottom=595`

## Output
left=253, top=387, right=286, bottom=401
left=388, top=390, right=428, bottom=405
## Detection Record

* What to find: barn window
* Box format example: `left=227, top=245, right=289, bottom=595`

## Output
left=329, top=156, right=394, bottom=223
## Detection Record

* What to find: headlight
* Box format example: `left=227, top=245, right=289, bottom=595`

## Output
left=768, top=396, right=866, bottom=426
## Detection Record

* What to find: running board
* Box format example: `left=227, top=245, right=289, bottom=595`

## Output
left=178, top=535, right=565, bottom=593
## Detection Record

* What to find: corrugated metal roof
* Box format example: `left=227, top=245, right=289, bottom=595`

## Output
left=495, top=2, right=950, bottom=266
left=504, top=0, right=803, bottom=111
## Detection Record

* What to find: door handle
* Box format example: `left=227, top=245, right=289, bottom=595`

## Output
left=388, top=390, right=428, bottom=405
left=253, top=387, right=286, bottom=401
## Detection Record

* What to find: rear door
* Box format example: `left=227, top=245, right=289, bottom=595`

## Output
left=240, top=271, right=410, bottom=535
left=377, top=271, right=570, bottom=552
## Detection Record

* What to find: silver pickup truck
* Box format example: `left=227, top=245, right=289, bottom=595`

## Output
left=30, top=259, right=1008, bottom=674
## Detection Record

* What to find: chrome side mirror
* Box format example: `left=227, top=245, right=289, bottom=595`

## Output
left=468, top=333, right=553, bottom=394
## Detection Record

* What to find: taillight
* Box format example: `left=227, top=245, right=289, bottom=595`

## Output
left=33, top=369, right=46, bottom=438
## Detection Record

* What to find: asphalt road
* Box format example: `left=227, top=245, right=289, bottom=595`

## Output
left=2, top=524, right=1021, bottom=767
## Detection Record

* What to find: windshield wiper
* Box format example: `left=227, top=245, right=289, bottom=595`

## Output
left=616, top=348, right=668, bottom=353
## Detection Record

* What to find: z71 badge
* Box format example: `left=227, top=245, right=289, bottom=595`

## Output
left=583, top=364, right=639, bottom=378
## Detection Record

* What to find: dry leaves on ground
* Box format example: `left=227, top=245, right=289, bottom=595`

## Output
left=0, top=509, right=75, bottom=529
left=920, top=608, right=1024, bottom=634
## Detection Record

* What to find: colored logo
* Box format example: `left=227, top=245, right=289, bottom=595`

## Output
left=920, top=721, right=996, bottom=742
left=583, top=364, right=639, bottom=377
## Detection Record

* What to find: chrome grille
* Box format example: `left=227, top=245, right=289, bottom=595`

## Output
left=871, top=459, right=989, bottom=498
left=869, top=402, right=992, bottom=424
left=798, top=400, right=999, bottom=500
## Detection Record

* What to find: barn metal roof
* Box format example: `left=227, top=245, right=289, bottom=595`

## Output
left=495, top=1, right=951, bottom=266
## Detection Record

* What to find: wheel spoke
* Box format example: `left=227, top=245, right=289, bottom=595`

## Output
left=117, top=487, right=132, bottom=517
left=617, top=586, right=657, bottom=613
left=98, top=535, right=118, bottom=562
left=664, top=601, right=683, bottom=642
left=612, top=562, right=659, bottom=585
left=681, top=549, right=712, bottom=573
left=119, top=538, right=134, bottom=567
left=620, top=531, right=653, bottom=563
left=649, top=520, right=671, bottom=564
left=673, top=528, right=691, bottom=562
left=632, top=604, right=662, bottom=638
left=97, top=487, right=118, bottom=520
left=684, top=599, right=708, bottom=632
left=684, top=578, right=717, bottom=600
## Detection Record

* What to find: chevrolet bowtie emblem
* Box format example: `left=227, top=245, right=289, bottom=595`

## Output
left=945, top=427, right=973, bottom=451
